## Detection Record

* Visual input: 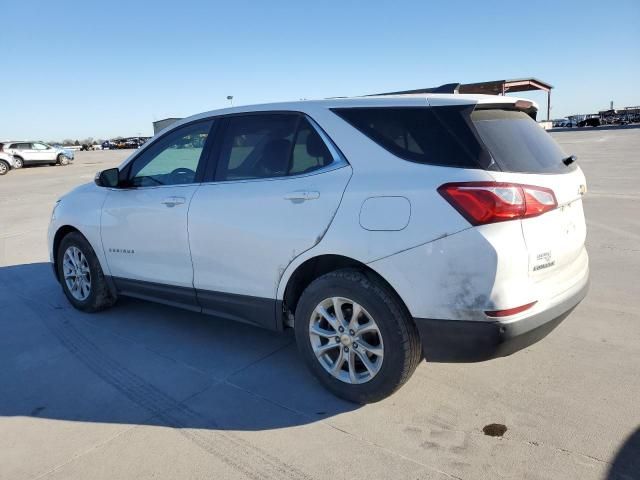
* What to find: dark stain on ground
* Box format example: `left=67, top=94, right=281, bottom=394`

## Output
left=483, top=423, right=507, bottom=437
left=30, top=406, right=46, bottom=416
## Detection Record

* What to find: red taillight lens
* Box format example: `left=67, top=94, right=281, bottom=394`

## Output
left=438, top=182, right=557, bottom=226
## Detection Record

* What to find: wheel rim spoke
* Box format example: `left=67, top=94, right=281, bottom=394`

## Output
left=347, top=350, right=357, bottom=383
left=313, top=341, right=339, bottom=357
left=356, top=321, right=379, bottom=336
left=316, top=305, right=340, bottom=332
left=309, top=296, right=384, bottom=385
left=332, top=297, right=346, bottom=327
left=354, top=348, right=376, bottom=376
left=310, top=324, right=337, bottom=339
left=348, top=302, right=362, bottom=331
left=331, top=348, right=345, bottom=375
left=359, top=340, right=383, bottom=358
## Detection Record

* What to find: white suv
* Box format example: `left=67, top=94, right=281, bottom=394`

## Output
left=48, top=94, right=589, bottom=403
left=2, top=141, right=74, bottom=168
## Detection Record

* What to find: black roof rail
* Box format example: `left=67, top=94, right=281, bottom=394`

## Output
left=367, top=83, right=460, bottom=96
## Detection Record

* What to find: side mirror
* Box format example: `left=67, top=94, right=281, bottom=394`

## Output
left=95, top=168, right=120, bottom=188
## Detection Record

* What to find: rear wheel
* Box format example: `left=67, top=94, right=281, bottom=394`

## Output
left=57, top=232, right=116, bottom=312
left=13, top=157, right=23, bottom=169
left=0, top=160, right=9, bottom=175
left=294, top=269, right=422, bottom=403
left=57, top=154, right=70, bottom=166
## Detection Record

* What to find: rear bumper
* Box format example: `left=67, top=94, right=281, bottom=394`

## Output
left=415, top=274, right=589, bottom=362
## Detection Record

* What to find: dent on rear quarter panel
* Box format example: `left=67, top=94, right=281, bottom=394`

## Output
left=367, top=228, right=501, bottom=321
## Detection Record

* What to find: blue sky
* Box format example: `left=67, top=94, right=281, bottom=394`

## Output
left=1, top=0, right=638, bottom=140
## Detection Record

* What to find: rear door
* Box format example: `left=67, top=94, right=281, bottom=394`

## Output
left=15, top=143, right=36, bottom=164
left=188, top=112, right=351, bottom=329
left=471, top=109, right=588, bottom=294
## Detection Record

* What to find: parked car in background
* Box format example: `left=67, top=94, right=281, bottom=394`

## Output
left=1, top=141, right=74, bottom=168
left=578, top=117, right=601, bottom=128
left=0, top=151, right=17, bottom=175
left=49, top=94, right=589, bottom=403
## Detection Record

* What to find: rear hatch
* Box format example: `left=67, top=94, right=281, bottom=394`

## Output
left=471, top=108, right=588, bottom=296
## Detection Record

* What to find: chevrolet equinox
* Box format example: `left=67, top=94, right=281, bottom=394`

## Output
left=48, top=93, right=589, bottom=403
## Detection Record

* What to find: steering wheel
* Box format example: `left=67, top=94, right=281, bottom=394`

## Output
left=169, top=167, right=196, bottom=183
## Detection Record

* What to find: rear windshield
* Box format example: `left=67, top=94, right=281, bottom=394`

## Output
left=333, top=106, right=572, bottom=174
left=471, top=109, right=570, bottom=173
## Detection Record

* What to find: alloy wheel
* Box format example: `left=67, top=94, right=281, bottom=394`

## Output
left=63, top=246, right=92, bottom=301
left=309, top=297, right=384, bottom=384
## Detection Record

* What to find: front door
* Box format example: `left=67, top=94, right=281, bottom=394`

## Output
left=31, top=142, right=57, bottom=163
left=100, top=119, right=214, bottom=310
left=188, top=113, right=352, bottom=328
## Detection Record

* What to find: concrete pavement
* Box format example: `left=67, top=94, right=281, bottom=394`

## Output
left=1, top=129, right=639, bottom=479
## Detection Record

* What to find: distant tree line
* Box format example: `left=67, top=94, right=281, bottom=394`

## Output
left=47, top=137, right=111, bottom=146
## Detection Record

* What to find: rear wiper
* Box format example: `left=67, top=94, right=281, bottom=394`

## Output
left=562, top=155, right=577, bottom=166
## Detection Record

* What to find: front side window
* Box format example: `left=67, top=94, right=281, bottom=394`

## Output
left=32, top=142, right=48, bottom=150
left=216, top=113, right=335, bottom=181
left=128, top=120, right=213, bottom=187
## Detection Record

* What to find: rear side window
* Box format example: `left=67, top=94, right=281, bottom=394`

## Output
left=216, top=114, right=336, bottom=181
left=332, top=106, right=493, bottom=169
left=471, top=109, right=571, bottom=173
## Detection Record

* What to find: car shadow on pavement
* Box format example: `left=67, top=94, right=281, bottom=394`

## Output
left=0, top=262, right=359, bottom=433
left=607, top=427, right=640, bottom=480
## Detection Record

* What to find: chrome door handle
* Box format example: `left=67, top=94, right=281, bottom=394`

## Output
left=284, top=191, right=320, bottom=202
left=161, top=196, right=186, bottom=207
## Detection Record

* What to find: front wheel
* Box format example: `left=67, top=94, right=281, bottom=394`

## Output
left=57, top=232, right=116, bottom=312
left=294, top=269, right=422, bottom=403
left=0, top=160, right=9, bottom=175
left=57, top=154, right=70, bottom=166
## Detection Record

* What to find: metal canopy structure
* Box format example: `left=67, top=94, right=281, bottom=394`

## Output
left=368, top=78, right=554, bottom=120
left=459, top=78, right=553, bottom=120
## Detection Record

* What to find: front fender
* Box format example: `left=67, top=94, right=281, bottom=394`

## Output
left=48, top=182, right=110, bottom=275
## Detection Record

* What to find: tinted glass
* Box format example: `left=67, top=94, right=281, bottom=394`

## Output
left=289, top=118, right=334, bottom=175
left=333, top=106, right=492, bottom=169
left=129, top=120, right=213, bottom=187
left=471, top=109, right=571, bottom=173
left=217, top=114, right=298, bottom=180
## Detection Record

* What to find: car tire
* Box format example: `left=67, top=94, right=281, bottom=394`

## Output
left=294, top=268, right=422, bottom=404
left=57, top=231, right=117, bottom=312
left=57, top=154, right=70, bottom=166
left=0, top=160, right=9, bottom=175
left=13, top=157, right=23, bottom=169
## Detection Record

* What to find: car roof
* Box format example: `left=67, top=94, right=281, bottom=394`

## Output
left=174, top=93, right=533, bottom=129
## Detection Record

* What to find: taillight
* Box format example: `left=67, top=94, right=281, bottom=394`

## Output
left=438, top=182, right=557, bottom=226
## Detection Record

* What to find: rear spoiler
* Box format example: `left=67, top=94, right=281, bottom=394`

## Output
left=474, top=99, right=538, bottom=120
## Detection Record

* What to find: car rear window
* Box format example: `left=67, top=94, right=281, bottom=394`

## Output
left=471, top=109, right=571, bottom=173
left=332, top=106, right=494, bottom=170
